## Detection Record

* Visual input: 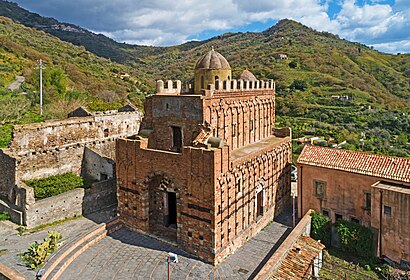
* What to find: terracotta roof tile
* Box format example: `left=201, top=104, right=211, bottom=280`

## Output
left=270, top=235, right=325, bottom=279
left=297, top=146, right=410, bottom=183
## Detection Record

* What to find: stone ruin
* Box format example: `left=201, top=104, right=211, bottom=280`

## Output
left=0, top=105, right=142, bottom=228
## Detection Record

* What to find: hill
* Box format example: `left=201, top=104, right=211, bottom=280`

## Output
left=0, top=16, right=150, bottom=124
left=0, top=1, right=409, bottom=157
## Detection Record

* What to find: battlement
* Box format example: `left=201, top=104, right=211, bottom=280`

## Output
left=156, top=80, right=182, bottom=94
left=212, top=79, right=275, bottom=91
left=155, top=79, right=275, bottom=96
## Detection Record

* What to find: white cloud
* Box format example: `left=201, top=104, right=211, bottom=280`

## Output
left=13, top=0, right=410, bottom=52
left=370, top=39, right=410, bottom=54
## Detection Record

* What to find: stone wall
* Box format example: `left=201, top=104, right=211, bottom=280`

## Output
left=24, top=179, right=116, bottom=228
left=10, top=112, right=141, bottom=151
left=0, top=150, right=16, bottom=197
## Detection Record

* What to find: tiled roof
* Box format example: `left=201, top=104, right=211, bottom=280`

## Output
left=297, top=145, right=410, bottom=183
left=270, top=235, right=325, bottom=280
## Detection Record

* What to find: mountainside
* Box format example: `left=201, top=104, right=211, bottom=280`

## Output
left=0, top=16, right=148, bottom=123
left=0, top=1, right=409, bottom=157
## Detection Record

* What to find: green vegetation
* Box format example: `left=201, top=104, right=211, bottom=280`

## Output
left=310, top=211, right=331, bottom=246
left=335, top=219, right=373, bottom=258
left=0, top=2, right=409, bottom=157
left=0, top=211, right=10, bottom=221
left=0, top=15, right=148, bottom=132
left=0, top=123, right=13, bottom=148
left=24, top=215, right=82, bottom=234
left=320, top=248, right=380, bottom=279
left=25, top=172, right=84, bottom=200
left=19, top=231, right=62, bottom=269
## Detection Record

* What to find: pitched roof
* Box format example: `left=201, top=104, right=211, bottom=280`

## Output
left=270, top=235, right=325, bottom=280
left=297, top=145, right=410, bottom=183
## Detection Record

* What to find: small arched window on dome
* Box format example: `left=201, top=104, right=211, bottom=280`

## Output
left=201, top=76, right=204, bottom=89
left=215, top=76, right=219, bottom=89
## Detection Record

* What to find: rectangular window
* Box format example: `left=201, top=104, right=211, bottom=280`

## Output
left=351, top=217, right=360, bottom=223
left=171, top=126, right=182, bottom=153
left=364, top=192, right=371, bottom=209
left=384, top=205, right=392, bottom=215
left=335, top=213, right=343, bottom=221
left=322, top=209, right=330, bottom=217
left=313, top=180, right=326, bottom=199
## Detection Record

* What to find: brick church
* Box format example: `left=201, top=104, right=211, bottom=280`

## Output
left=116, top=49, right=292, bottom=264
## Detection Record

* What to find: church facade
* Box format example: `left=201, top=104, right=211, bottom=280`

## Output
left=116, top=49, right=292, bottom=264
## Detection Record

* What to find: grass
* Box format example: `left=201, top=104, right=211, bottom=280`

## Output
left=21, top=215, right=82, bottom=234
left=320, top=247, right=381, bottom=280
left=0, top=211, right=11, bottom=221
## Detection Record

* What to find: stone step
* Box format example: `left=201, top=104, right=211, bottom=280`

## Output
left=40, top=217, right=123, bottom=280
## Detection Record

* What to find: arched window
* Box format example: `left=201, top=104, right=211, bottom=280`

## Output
left=215, top=76, right=219, bottom=89
left=201, top=76, right=204, bottom=89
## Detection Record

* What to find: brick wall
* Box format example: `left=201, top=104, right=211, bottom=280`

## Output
left=203, top=92, right=275, bottom=151
left=214, top=140, right=292, bottom=263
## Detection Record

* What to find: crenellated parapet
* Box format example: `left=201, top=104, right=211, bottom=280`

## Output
left=156, top=80, right=182, bottom=95
left=204, top=79, right=275, bottom=97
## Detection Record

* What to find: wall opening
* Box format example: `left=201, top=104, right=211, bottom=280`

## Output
left=166, top=192, right=177, bottom=228
left=201, top=76, right=204, bottom=89
left=104, top=128, right=109, bottom=138
left=256, top=190, right=264, bottom=217
left=171, top=126, right=182, bottom=153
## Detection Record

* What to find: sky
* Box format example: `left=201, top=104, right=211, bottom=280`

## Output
left=11, top=0, right=410, bottom=54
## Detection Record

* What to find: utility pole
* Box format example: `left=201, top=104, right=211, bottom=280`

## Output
left=39, top=59, right=43, bottom=115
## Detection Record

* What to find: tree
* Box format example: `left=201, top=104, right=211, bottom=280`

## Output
left=290, top=79, right=308, bottom=91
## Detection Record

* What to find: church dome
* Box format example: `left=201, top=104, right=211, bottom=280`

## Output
left=237, top=69, right=257, bottom=81
left=195, top=48, right=231, bottom=70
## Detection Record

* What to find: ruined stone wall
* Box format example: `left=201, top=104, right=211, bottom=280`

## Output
left=10, top=111, right=141, bottom=151
left=83, top=147, right=115, bottom=181
left=203, top=92, right=275, bottom=151
left=214, top=139, right=292, bottom=263
left=24, top=179, right=116, bottom=228
left=0, top=150, right=16, bottom=197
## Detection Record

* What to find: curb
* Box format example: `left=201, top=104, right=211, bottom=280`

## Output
left=0, top=262, right=26, bottom=280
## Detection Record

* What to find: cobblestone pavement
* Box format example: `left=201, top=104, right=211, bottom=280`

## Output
left=0, top=209, right=116, bottom=279
left=60, top=210, right=292, bottom=280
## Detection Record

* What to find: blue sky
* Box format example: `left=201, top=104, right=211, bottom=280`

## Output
left=11, top=0, right=410, bottom=53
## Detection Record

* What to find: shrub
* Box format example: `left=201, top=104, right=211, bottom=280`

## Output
left=335, top=219, right=373, bottom=258
left=19, top=231, right=62, bottom=269
left=311, top=211, right=331, bottom=246
left=25, top=172, right=84, bottom=200
left=0, top=211, right=11, bottom=221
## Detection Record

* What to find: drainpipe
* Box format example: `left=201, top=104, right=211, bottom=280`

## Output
left=379, top=190, right=383, bottom=257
